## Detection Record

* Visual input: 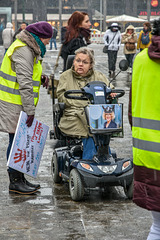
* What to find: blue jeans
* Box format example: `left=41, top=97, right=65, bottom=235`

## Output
left=82, top=137, right=97, bottom=160
left=50, top=38, right=57, bottom=50
left=7, top=133, right=18, bottom=173
left=82, top=137, right=111, bottom=160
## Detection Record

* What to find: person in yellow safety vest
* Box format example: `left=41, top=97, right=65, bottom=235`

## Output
left=0, top=21, right=53, bottom=195
left=131, top=18, right=160, bottom=239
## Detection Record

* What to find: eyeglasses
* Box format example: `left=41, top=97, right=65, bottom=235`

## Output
left=75, top=58, right=90, bottom=65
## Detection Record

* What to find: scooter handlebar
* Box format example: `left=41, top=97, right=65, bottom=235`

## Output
left=64, top=90, right=88, bottom=100
left=110, top=89, right=125, bottom=98
left=64, top=88, right=125, bottom=101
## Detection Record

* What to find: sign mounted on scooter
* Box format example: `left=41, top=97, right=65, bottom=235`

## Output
left=85, top=103, right=123, bottom=134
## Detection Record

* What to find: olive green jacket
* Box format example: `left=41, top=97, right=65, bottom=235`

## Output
left=57, top=68, right=112, bottom=138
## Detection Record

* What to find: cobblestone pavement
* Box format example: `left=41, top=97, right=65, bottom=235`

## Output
left=0, top=44, right=152, bottom=240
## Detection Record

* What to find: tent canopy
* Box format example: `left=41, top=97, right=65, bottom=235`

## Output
left=106, top=14, right=146, bottom=23
left=106, top=14, right=146, bottom=30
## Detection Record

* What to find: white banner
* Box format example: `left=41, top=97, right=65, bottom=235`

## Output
left=7, top=111, right=49, bottom=178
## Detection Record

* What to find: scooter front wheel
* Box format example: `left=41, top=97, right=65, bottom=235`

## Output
left=124, top=180, right=133, bottom=199
left=69, top=169, right=84, bottom=201
left=51, top=152, right=62, bottom=183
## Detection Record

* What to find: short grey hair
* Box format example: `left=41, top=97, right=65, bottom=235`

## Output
left=75, top=47, right=95, bottom=67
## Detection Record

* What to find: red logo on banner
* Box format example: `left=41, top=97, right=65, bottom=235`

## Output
left=151, top=0, right=159, bottom=7
left=14, top=148, right=26, bottom=168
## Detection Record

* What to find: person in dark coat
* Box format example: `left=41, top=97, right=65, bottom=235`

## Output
left=49, top=26, right=58, bottom=50
left=131, top=18, right=160, bottom=239
left=60, top=11, right=91, bottom=72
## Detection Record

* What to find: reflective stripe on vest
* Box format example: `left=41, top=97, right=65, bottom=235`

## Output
left=0, top=84, right=38, bottom=98
left=133, top=116, right=160, bottom=131
left=0, top=39, right=42, bottom=106
left=133, top=116, right=160, bottom=152
left=0, top=71, right=40, bottom=87
left=133, top=138, right=160, bottom=153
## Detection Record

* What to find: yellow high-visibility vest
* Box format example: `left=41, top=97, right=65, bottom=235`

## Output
left=132, top=48, right=160, bottom=171
left=0, top=39, right=42, bottom=106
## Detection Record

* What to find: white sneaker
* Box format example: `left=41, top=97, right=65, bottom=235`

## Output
left=127, top=67, right=132, bottom=74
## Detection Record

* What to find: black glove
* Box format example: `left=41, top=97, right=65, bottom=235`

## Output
left=26, top=115, right=34, bottom=127
left=41, top=75, right=49, bottom=89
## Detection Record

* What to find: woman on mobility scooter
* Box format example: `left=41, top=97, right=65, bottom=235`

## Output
left=53, top=47, right=133, bottom=201
left=57, top=47, right=116, bottom=160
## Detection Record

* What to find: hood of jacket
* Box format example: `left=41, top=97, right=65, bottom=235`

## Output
left=148, top=35, right=160, bottom=59
left=16, top=30, right=41, bottom=56
left=6, top=22, right=13, bottom=28
left=125, top=25, right=135, bottom=34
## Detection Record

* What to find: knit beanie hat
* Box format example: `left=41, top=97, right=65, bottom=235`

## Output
left=26, top=21, right=53, bottom=39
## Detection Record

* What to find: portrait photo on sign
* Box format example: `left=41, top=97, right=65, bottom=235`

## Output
left=86, top=104, right=123, bottom=131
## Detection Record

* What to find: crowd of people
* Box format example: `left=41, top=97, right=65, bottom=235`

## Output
left=1, top=18, right=152, bottom=76
left=0, top=12, right=160, bottom=239
left=103, top=21, right=152, bottom=76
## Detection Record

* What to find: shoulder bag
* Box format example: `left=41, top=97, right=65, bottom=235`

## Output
left=125, top=37, right=135, bottom=51
left=103, top=32, right=117, bottom=53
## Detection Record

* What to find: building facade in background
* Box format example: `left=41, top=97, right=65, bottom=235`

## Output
left=0, top=0, right=160, bottom=42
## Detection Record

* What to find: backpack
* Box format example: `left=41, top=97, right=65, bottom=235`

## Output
left=141, top=32, right=150, bottom=45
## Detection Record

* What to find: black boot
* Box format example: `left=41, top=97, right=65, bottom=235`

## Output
left=112, top=71, right=115, bottom=79
left=21, top=174, right=40, bottom=190
left=8, top=171, right=38, bottom=194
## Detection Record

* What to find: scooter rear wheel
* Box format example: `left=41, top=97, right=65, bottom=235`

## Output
left=69, top=169, right=84, bottom=201
left=51, top=152, right=62, bottom=183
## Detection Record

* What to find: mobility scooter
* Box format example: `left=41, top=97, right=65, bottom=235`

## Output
left=51, top=59, right=133, bottom=201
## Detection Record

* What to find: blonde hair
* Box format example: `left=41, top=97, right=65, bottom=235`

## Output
left=75, top=47, right=95, bottom=67
left=103, top=111, right=115, bottom=120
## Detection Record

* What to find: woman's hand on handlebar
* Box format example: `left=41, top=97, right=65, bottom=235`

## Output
left=110, top=93, right=117, bottom=98
left=110, top=89, right=125, bottom=98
